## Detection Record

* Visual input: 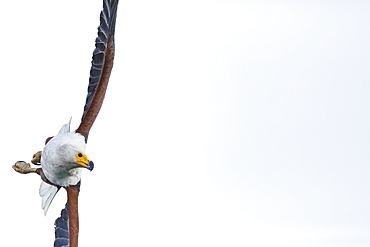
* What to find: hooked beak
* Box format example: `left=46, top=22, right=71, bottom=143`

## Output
left=76, top=152, right=94, bottom=171
left=85, top=161, right=94, bottom=171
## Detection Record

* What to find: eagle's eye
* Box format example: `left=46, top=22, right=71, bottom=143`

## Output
left=77, top=153, right=83, bottom=157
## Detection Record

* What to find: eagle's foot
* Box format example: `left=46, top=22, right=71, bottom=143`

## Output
left=12, top=161, right=37, bottom=174
left=31, top=151, right=42, bottom=165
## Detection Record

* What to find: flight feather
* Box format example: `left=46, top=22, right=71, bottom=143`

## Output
left=76, top=0, right=119, bottom=141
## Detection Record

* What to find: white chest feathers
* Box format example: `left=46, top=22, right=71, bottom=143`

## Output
left=41, top=132, right=86, bottom=187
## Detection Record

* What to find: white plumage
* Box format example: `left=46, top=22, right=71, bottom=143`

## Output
left=39, top=181, right=59, bottom=215
left=39, top=120, right=88, bottom=214
left=42, top=133, right=85, bottom=187
left=12, top=2, right=118, bottom=245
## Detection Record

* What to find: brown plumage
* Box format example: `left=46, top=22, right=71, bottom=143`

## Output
left=66, top=184, right=81, bottom=247
left=60, top=1, right=119, bottom=246
left=75, top=39, right=115, bottom=140
left=13, top=1, right=119, bottom=247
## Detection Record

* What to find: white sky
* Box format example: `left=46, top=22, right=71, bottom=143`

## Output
left=2, top=0, right=370, bottom=246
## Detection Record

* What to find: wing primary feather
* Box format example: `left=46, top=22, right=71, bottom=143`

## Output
left=76, top=0, right=119, bottom=141
left=54, top=203, right=70, bottom=247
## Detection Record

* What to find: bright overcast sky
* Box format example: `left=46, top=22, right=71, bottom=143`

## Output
left=2, top=0, right=370, bottom=246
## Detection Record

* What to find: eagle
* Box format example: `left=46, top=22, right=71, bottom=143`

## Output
left=12, top=0, right=119, bottom=246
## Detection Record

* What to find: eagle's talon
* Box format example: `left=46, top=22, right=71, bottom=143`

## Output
left=13, top=161, right=37, bottom=174
left=31, top=151, right=42, bottom=165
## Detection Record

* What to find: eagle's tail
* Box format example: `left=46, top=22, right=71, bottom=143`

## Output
left=39, top=181, right=60, bottom=215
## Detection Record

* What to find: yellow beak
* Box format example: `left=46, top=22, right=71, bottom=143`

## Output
left=76, top=152, right=94, bottom=171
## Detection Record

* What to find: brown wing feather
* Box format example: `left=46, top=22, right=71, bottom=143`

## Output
left=76, top=0, right=119, bottom=141
left=66, top=183, right=81, bottom=247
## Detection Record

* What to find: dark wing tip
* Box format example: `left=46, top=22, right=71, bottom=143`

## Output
left=54, top=203, right=69, bottom=247
left=76, top=0, right=119, bottom=141
left=81, top=0, right=119, bottom=121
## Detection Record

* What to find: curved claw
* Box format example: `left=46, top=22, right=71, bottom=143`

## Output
left=13, top=161, right=37, bottom=174
left=31, top=151, right=42, bottom=165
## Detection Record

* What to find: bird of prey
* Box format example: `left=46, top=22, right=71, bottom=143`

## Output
left=12, top=0, right=119, bottom=246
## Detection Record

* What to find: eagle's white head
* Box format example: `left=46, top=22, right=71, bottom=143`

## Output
left=41, top=121, right=94, bottom=187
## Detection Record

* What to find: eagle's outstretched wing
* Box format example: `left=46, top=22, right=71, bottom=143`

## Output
left=54, top=1, right=119, bottom=246
left=54, top=204, right=69, bottom=247
left=76, top=0, right=119, bottom=141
